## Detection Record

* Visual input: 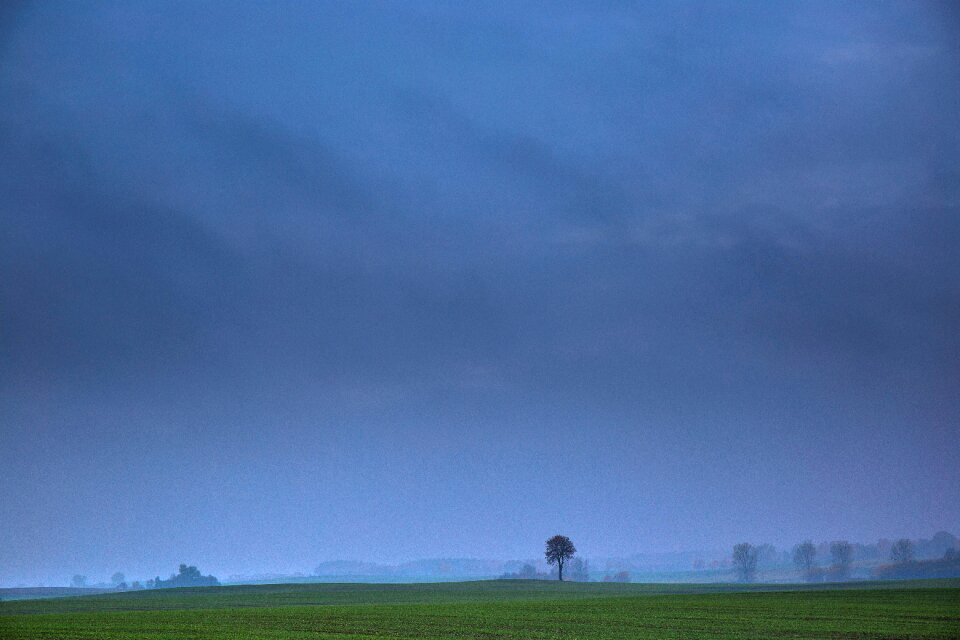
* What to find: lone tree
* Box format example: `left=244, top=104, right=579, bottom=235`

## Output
left=545, top=535, right=576, bottom=581
left=830, top=541, right=853, bottom=579
left=890, top=538, right=914, bottom=564
left=792, top=541, right=817, bottom=580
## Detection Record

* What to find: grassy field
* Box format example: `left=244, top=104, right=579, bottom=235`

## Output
left=2, top=579, right=958, bottom=639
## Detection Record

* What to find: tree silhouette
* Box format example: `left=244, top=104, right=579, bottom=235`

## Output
left=830, top=541, right=853, bottom=579
left=545, top=535, right=576, bottom=581
left=890, top=538, right=914, bottom=564
left=732, top=543, right=758, bottom=582
left=792, top=541, right=817, bottom=580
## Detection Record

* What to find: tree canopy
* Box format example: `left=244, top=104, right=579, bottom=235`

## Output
left=544, top=535, right=577, bottom=581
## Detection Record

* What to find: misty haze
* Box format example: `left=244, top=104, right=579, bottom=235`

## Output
left=1, top=1, right=958, bottom=638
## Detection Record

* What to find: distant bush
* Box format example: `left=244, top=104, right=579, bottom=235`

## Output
left=602, top=571, right=630, bottom=583
left=873, top=556, right=960, bottom=580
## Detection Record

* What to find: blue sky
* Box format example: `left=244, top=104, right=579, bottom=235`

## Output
left=1, top=1, right=958, bottom=586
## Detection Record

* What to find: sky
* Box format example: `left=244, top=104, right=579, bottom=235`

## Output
left=1, top=1, right=958, bottom=586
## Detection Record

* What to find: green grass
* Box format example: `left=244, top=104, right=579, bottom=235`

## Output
left=2, top=579, right=958, bottom=639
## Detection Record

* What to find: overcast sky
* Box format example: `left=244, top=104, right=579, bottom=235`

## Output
left=2, top=1, right=958, bottom=586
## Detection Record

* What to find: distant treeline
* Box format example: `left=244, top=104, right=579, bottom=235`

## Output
left=86, top=533, right=957, bottom=591
left=149, top=565, right=219, bottom=589
left=730, top=531, right=960, bottom=583
left=873, top=551, right=960, bottom=581
left=91, top=565, right=220, bottom=591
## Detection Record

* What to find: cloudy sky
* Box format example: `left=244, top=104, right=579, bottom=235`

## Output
left=1, top=1, right=958, bottom=586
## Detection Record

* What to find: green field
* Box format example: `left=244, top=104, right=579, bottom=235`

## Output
left=2, top=579, right=958, bottom=639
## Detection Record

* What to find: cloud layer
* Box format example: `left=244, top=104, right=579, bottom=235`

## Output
left=1, top=1, right=958, bottom=585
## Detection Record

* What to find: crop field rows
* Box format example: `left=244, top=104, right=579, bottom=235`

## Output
left=2, top=580, right=959, bottom=639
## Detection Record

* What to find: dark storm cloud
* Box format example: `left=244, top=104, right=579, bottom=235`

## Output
left=1, top=1, right=957, bottom=585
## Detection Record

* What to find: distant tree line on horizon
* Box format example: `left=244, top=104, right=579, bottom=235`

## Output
left=71, top=564, right=219, bottom=592
left=148, top=564, right=219, bottom=589
left=730, top=531, right=960, bottom=583
left=68, top=531, right=959, bottom=590
left=509, top=531, right=960, bottom=585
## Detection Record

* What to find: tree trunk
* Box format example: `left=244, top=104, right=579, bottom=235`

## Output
left=558, top=561, right=563, bottom=581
